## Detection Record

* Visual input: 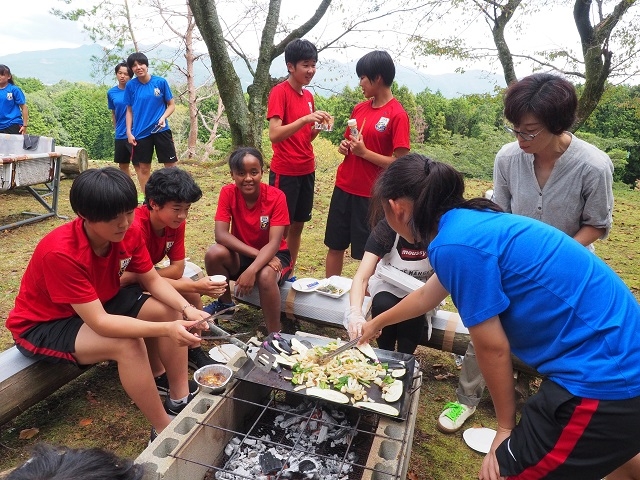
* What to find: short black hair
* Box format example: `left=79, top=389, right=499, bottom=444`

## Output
left=70, top=167, right=138, bottom=222
left=284, top=38, right=318, bottom=66
left=7, top=443, right=144, bottom=480
left=0, top=64, right=15, bottom=85
left=503, top=73, right=577, bottom=134
left=144, top=167, right=202, bottom=208
left=126, top=52, right=149, bottom=70
left=228, top=147, right=264, bottom=173
left=356, top=50, right=395, bottom=86
left=115, top=62, right=133, bottom=78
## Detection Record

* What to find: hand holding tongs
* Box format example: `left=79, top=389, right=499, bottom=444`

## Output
left=316, top=336, right=362, bottom=364
left=186, top=305, right=239, bottom=332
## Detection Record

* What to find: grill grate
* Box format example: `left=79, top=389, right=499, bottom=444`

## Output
left=168, top=384, right=412, bottom=480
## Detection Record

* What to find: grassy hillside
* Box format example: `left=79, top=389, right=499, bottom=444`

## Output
left=0, top=138, right=638, bottom=478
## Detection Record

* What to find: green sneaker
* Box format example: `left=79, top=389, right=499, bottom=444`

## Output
left=437, top=401, right=476, bottom=433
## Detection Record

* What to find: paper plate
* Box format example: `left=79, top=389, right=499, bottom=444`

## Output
left=463, top=427, right=497, bottom=454
left=291, top=277, right=321, bottom=293
left=209, top=343, right=243, bottom=363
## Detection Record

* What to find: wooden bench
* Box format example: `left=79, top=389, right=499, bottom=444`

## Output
left=0, top=346, right=85, bottom=426
left=0, top=133, right=65, bottom=231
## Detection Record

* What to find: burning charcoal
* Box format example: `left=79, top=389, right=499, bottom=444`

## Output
left=259, top=451, right=283, bottom=475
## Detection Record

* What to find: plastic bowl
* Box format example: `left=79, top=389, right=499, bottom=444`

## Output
left=194, top=364, right=233, bottom=394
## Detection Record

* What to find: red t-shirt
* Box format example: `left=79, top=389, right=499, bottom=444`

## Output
left=133, top=206, right=186, bottom=265
left=215, top=183, right=289, bottom=252
left=267, top=80, right=316, bottom=176
left=335, top=98, right=410, bottom=197
left=6, top=217, right=153, bottom=339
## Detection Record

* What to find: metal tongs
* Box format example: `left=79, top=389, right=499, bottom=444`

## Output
left=187, top=305, right=239, bottom=332
left=316, top=336, right=362, bottom=364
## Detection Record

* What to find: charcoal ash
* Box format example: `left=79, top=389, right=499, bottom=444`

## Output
left=216, top=402, right=358, bottom=480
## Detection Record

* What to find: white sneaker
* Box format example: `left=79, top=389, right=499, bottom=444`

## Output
left=437, top=402, right=476, bottom=433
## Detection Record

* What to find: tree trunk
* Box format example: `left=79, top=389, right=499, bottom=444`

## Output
left=491, top=0, right=521, bottom=85
left=55, top=146, right=88, bottom=177
left=572, top=0, right=634, bottom=130
left=185, top=2, right=198, bottom=159
left=190, top=0, right=333, bottom=151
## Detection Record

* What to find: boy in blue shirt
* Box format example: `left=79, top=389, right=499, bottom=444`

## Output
left=107, top=62, right=133, bottom=175
left=125, top=52, right=177, bottom=196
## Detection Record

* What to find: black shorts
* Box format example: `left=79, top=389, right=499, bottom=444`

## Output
left=231, top=250, right=293, bottom=285
left=0, top=124, right=21, bottom=134
left=496, top=380, right=640, bottom=479
left=269, top=171, right=315, bottom=223
left=131, top=130, right=177, bottom=164
left=114, top=138, right=132, bottom=164
left=16, top=285, right=150, bottom=366
left=323, top=186, right=371, bottom=260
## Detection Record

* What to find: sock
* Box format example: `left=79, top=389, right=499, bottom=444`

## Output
left=168, top=394, right=188, bottom=406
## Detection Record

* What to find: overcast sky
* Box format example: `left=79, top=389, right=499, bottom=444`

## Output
left=4, top=0, right=633, bottom=80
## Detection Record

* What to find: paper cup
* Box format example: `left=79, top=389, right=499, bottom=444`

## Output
left=209, top=274, right=227, bottom=283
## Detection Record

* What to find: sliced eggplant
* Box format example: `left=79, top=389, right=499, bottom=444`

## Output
left=272, top=333, right=294, bottom=354
left=382, top=379, right=403, bottom=403
left=305, top=387, right=350, bottom=404
left=391, top=367, right=407, bottom=379
left=262, top=341, right=278, bottom=354
left=354, top=401, right=399, bottom=416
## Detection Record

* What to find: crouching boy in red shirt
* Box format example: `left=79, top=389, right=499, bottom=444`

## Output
left=204, top=147, right=291, bottom=333
left=5, top=167, right=210, bottom=438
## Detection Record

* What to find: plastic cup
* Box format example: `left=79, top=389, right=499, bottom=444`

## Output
left=209, top=275, right=227, bottom=283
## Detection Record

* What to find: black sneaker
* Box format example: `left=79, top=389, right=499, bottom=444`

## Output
left=188, top=346, right=220, bottom=370
left=154, top=372, right=199, bottom=397
left=164, top=392, right=196, bottom=417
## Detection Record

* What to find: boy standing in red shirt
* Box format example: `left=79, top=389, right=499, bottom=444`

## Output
left=267, top=38, right=332, bottom=269
left=205, top=147, right=291, bottom=333
left=324, top=50, right=410, bottom=277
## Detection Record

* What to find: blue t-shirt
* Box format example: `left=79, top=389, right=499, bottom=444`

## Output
left=124, top=75, right=173, bottom=139
left=107, top=85, right=128, bottom=140
left=0, top=84, right=26, bottom=130
left=429, top=208, right=640, bottom=400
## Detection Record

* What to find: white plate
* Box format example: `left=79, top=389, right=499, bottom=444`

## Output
left=314, top=276, right=352, bottom=298
left=291, top=277, right=321, bottom=292
left=463, top=427, right=497, bottom=454
left=209, top=343, right=243, bottom=363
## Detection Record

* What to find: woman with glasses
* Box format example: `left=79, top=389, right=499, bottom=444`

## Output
left=436, top=73, right=615, bottom=436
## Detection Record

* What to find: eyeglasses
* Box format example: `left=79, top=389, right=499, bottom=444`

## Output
left=503, top=125, right=544, bottom=142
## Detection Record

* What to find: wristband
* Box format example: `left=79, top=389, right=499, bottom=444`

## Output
left=181, top=303, right=194, bottom=320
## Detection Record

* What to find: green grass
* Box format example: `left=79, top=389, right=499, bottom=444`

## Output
left=0, top=138, right=639, bottom=478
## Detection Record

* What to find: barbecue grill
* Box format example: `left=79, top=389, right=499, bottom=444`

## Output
left=136, top=337, right=422, bottom=480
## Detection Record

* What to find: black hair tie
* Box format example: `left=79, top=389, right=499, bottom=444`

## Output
left=424, top=159, right=431, bottom=176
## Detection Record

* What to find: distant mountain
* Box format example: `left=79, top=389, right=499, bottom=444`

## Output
left=0, top=45, right=506, bottom=98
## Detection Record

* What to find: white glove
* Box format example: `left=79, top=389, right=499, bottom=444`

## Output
left=343, top=305, right=366, bottom=340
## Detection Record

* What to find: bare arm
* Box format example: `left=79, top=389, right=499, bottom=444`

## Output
left=360, top=273, right=448, bottom=343
left=19, top=104, right=29, bottom=134
left=234, top=224, right=286, bottom=297
left=573, top=225, right=605, bottom=246
left=214, top=220, right=259, bottom=258
left=157, top=99, right=175, bottom=127
left=350, top=252, right=378, bottom=311
left=126, top=106, right=136, bottom=145
left=268, top=111, right=332, bottom=144
left=472, top=316, right=516, bottom=480
left=349, top=139, right=410, bottom=169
